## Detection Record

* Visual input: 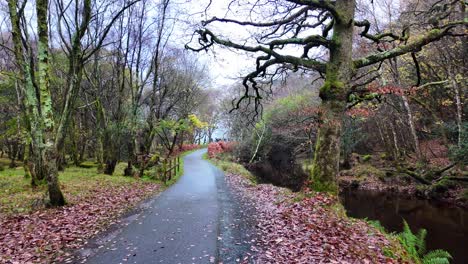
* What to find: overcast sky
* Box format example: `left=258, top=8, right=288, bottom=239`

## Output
left=173, top=0, right=278, bottom=89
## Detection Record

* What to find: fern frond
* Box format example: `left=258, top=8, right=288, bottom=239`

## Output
left=399, top=220, right=417, bottom=253
left=423, top=249, right=452, bottom=263
left=422, top=257, right=450, bottom=264
left=416, top=228, right=427, bottom=255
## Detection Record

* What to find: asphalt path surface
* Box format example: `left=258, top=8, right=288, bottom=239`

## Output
left=77, top=149, right=255, bottom=264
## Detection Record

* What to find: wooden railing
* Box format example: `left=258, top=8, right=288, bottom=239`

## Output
left=158, top=156, right=181, bottom=184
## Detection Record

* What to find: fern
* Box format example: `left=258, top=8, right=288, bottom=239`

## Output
left=416, top=229, right=427, bottom=256
left=399, top=220, right=418, bottom=259
left=398, top=220, right=452, bottom=264
left=422, top=250, right=452, bottom=264
left=367, top=219, right=386, bottom=233
left=423, top=259, right=450, bottom=264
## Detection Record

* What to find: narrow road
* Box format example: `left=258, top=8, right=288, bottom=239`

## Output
left=78, top=149, right=255, bottom=264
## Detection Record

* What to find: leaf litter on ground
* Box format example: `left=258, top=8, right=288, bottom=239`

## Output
left=0, top=181, right=160, bottom=263
left=223, top=171, right=408, bottom=264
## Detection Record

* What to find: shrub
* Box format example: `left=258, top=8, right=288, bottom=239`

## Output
left=208, top=141, right=235, bottom=158
left=170, top=144, right=202, bottom=157
left=178, top=144, right=200, bottom=152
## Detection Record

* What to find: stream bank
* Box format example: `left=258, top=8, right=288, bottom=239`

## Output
left=340, top=188, right=468, bottom=264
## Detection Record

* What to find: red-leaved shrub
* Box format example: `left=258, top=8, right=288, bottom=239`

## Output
left=208, top=141, right=235, bottom=158
left=171, top=144, right=202, bottom=157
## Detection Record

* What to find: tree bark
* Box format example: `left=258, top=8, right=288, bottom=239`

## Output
left=310, top=0, right=355, bottom=193
left=311, top=107, right=342, bottom=193
left=8, top=0, right=65, bottom=206
left=448, top=67, right=463, bottom=148
left=402, top=94, right=422, bottom=160
left=36, top=0, right=65, bottom=206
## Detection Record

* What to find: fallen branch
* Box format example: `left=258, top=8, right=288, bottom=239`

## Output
left=396, top=166, right=431, bottom=185
left=442, top=177, right=468, bottom=183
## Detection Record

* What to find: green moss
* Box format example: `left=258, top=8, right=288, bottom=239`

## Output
left=429, top=179, right=457, bottom=196
left=362, top=154, right=372, bottom=162
left=310, top=166, right=338, bottom=194
left=309, top=129, right=339, bottom=194
left=460, top=189, right=468, bottom=201
left=320, top=78, right=345, bottom=100
left=78, top=161, right=97, bottom=168
left=427, top=28, right=441, bottom=38
left=328, top=202, right=347, bottom=218
left=353, top=164, right=385, bottom=180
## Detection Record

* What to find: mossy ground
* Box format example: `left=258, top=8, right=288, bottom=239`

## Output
left=0, top=149, right=200, bottom=216
left=0, top=161, right=158, bottom=216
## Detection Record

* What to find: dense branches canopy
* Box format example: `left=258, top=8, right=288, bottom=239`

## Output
left=187, top=0, right=466, bottom=111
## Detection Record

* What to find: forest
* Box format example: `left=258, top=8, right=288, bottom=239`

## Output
left=0, top=0, right=466, bottom=263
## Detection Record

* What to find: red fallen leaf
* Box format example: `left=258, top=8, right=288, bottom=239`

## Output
left=223, top=172, right=403, bottom=263
left=0, top=182, right=161, bottom=263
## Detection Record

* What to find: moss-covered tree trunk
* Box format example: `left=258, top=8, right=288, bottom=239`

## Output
left=310, top=0, right=355, bottom=193
left=69, top=120, right=80, bottom=166
left=8, top=0, right=65, bottom=206
left=54, top=0, right=90, bottom=160
left=96, top=107, right=105, bottom=173
left=36, top=0, right=65, bottom=206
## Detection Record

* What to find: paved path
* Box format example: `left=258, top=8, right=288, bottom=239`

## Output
left=78, top=149, right=255, bottom=264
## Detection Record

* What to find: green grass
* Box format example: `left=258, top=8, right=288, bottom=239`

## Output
left=205, top=153, right=257, bottom=184
left=0, top=157, right=22, bottom=169
left=0, top=162, right=155, bottom=216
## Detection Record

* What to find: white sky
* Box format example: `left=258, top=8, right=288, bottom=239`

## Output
left=172, top=0, right=260, bottom=89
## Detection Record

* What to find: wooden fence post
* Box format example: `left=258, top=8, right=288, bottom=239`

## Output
left=177, top=156, right=180, bottom=173
left=163, top=159, right=167, bottom=184
left=169, top=158, right=172, bottom=181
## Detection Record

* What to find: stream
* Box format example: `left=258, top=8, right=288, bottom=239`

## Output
left=340, top=189, right=468, bottom=264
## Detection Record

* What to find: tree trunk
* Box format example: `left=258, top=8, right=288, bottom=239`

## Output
left=311, top=106, right=342, bottom=193
left=402, top=94, right=422, bottom=160
left=390, top=121, right=400, bottom=160
left=8, top=0, right=65, bottom=206
left=390, top=57, right=422, bottom=161
left=449, top=67, right=463, bottom=148
left=104, top=160, right=117, bottom=175
left=79, top=139, right=86, bottom=162
left=96, top=136, right=104, bottom=173
left=70, top=121, right=80, bottom=166
left=23, top=143, right=31, bottom=179
left=103, top=131, right=118, bottom=175
left=43, top=148, right=65, bottom=205
left=124, top=139, right=135, bottom=176
left=310, top=0, right=355, bottom=193
left=36, top=0, right=65, bottom=206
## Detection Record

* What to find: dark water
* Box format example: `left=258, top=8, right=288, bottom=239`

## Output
left=340, top=189, right=468, bottom=264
